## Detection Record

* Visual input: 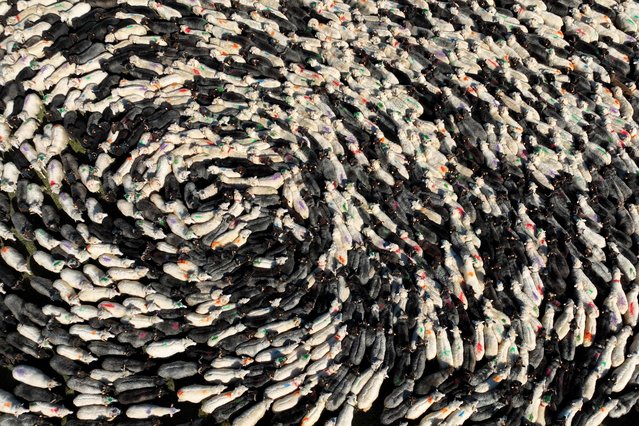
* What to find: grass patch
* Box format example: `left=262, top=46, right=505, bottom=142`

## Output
left=68, top=138, right=87, bottom=155
left=13, top=228, right=36, bottom=257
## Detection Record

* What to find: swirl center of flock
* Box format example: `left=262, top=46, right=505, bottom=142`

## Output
left=1, top=0, right=639, bottom=424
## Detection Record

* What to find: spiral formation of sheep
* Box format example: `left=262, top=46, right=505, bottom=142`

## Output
left=1, top=0, right=639, bottom=424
